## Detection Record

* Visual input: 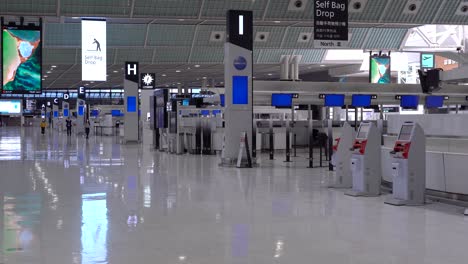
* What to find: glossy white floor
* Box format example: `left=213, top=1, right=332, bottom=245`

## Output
left=1, top=127, right=468, bottom=264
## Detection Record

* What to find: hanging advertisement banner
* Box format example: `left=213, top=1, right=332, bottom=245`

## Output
left=82, top=19, right=106, bottom=81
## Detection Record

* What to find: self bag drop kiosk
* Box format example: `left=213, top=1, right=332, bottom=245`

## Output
left=385, top=122, right=426, bottom=206
left=346, top=122, right=382, bottom=197
left=329, top=123, right=355, bottom=188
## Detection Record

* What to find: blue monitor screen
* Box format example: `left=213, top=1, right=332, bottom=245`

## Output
left=213, top=110, right=222, bottom=115
left=425, top=95, right=444, bottom=108
left=91, top=110, right=99, bottom=117
left=78, top=106, right=84, bottom=116
left=352, top=95, right=372, bottom=107
left=401, top=95, right=419, bottom=108
left=53, top=111, right=58, bottom=118
left=63, top=109, right=69, bottom=117
left=127, top=96, right=137, bottom=112
left=232, top=76, right=248, bottom=105
left=271, top=94, right=293, bottom=107
left=220, top=94, right=225, bottom=107
left=182, top=99, right=190, bottom=106
left=324, top=94, right=345, bottom=107
left=201, top=110, right=210, bottom=116
left=111, top=110, right=121, bottom=117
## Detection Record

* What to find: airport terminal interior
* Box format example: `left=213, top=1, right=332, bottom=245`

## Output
left=4, top=0, right=468, bottom=263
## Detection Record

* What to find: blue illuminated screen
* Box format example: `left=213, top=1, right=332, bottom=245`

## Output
left=271, top=94, right=292, bottom=107
left=53, top=111, right=58, bottom=118
left=63, top=109, right=69, bottom=117
left=78, top=106, right=84, bottom=116
left=352, top=95, right=372, bottom=107
left=182, top=99, right=190, bottom=106
left=400, top=95, right=419, bottom=108
left=213, top=110, right=222, bottom=115
left=324, top=94, right=345, bottom=107
left=127, top=96, right=137, bottom=112
left=111, top=110, right=121, bottom=117
left=201, top=110, right=210, bottom=116
left=91, top=110, right=99, bottom=117
left=232, top=76, right=248, bottom=105
left=425, top=96, right=444, bottom=108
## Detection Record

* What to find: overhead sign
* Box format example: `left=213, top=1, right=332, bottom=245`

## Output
left=140, top=73, right=156, bottom=89
left=78, top=86, right=86, bottom=100
left=314, top=0, right=348, bottom=48
left=46, top=101, right=51, bottom=107
left=63, top=93, right=70, bottom=101
left=125, top=62, right=139, bottom=83
left=53, top=98, right=59, bottom=105
left=421, top=53, right=435, bottom=69
left=82, top=19, right=107, bottom=81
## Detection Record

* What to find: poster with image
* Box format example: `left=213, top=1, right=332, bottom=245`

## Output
left=369, top=55, right=391, bottom=84
left=2, top=27, right=42, bottom=94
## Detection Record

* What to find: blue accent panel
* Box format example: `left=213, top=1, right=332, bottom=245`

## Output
left=401, top=95, right=419, bottom=108
left=271, top=94, right=292, bottom=107
left=127, top=96, right=137, bottom=112
left=324, top=94, right=345, bottom=107
left=352, top=95, right=372, bottom=107
left=78, top=106, right=84, bottom=116
left=425, top=96, right=443, bottom=108
left=232, top=76, right=248, bottom=105
left=63, top=109, right=69, bottom=117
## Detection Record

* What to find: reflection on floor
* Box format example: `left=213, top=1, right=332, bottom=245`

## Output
left=1, top=127, right=468, bottom=264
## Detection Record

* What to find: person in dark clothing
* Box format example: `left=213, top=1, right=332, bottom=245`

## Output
left=85, top=119, right=91, bottom=139
left=66, top=117, right=72, bottom=136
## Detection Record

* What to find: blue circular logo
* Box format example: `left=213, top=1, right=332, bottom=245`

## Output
left=234, top=56, right=247, bottom=71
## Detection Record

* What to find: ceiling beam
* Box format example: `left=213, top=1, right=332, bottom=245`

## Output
left=262, top=0, right=271, bottom=21
left=188, top=22, right=204, bottom=63
left=144, top=19, right=158, bottom=48
left=56, top=0, right=61, bottom=17
left=129, top=0, right=136, bottom=18
left=198, top=0, right=205, bottom=20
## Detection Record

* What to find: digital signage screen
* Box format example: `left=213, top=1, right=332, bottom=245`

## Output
left=400, top=95, right=419, bottom=109
left=352, top=95, right=372, bottom=107
left=2, top=26, right=42, bottom=94
left=0, top=100, right=22, bottom=114
left=82, top=19, right=107, bottom=81
left=425, top=95, right=444, bottom=109
left=324, top=94, right=345, bottom=107
left=370, top=55, right=391, bottom=84
left=271, top=94, right=293, bottom=108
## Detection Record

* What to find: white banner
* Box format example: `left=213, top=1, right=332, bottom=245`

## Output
left=82, top=19, right=106, bottom=81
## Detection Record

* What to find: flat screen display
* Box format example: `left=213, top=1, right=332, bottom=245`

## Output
left=357, top=124, right=370, bottom=139
left=352, top=95, right=372, bottom=107
left=271, top=94, right=293, bottom=107
left=232, top=76, right=248, bottom=105
left=400, top=95, right=419, bottom=108
left=370, top=55, right=391, bottom=84
left=182, top=99, right=189, bottom=106
left=63, top=109, right=69, bottom=117
left=0, top=100, right=21, bottom=114
left=111, top=110, right=121, bottom=117
left=398, top=125, right=413, bottom=141
left=324, top=94, right=345, bottom=107
left=53, top=111, right=58, bottom=118
left=213, top=110, right=222, bottom=115
left=78, top=106, right=84, bottom=116
left=201, top=110, right=210, bottom=116
left=425, top=95, right=444, bottom=108
left=2, top=26, right=42, bottom=94
left=90, top=110, right=99, bottom=117
left=127, top=96, right=137, bottom=112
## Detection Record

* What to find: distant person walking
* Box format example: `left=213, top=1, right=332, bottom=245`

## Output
left=85, top=119, right=91, bottom=139
left=93, top=38, right=101, bottom=51
left=66, top=117, right=72, bottom=136
left=40, top=119, right=47, bottom=134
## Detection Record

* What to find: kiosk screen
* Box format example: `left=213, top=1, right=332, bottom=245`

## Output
left=357, top=124, right=370, bottom=139
left=398, top=125, right=413, bottom=141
